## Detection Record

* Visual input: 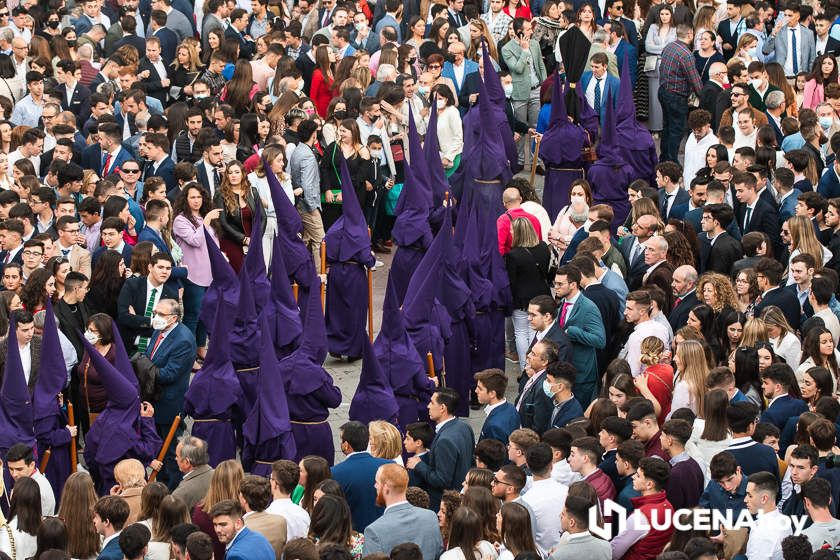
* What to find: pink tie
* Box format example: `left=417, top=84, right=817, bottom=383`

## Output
left=559, top=302, right=570, bottom=328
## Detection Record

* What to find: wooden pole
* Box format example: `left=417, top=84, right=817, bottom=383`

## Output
left=39, top=449, right=51, bottom=472
left=529, top=136, right=542, bottom=187
left=68, top=402, right=77, bottom=473
left=320, top=241, right=326, bottom=310
left=148, top=415, right=181, bottom=482
left=292, top=282, right=299, bottom=302
left=367, top=268, right=373, bottom=343
left=426, top=351, right=435, bottom=379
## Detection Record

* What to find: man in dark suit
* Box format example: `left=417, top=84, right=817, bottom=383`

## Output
left=93, top=216, right=134, bottom=267
left=699, top=203, right=743, bottom=274
left=137, top=37, right=170, bottom=107
left=211, top=501, right=275, bottom=560
left=332, top=421, right=393, bottom=531
left=0, top=309, right=41, bottom=392
left=194, top=137, right=224, bottom=197
left=602, top=0, right=638, bottom=48
left=669, top=265, right=699, bottom=332
left=55, top=60, right=91, bottom=129
left=620, top=213, right=658, bottom=291
left=573, top=253, right=620, bottom=367
left=641, top=236, right=676, bottom=310
left=446, top=0, right=467, bottom=28
left=715, top=0, right=744, bottom=60
left=0, top=219, right=26, bottom=269
left=475, top=369, right=520, bottom=443
left=734, top=171, right=783, bottom=258
left=142, top=132, right=177, bottom=192
left=112, top=15, right=146, bottom=56
left=657, top=161, right=689, bottom=221
left=753, top=257, right=803, bottom=330
left=146, top=297, right=197, bottom=489
left=226, top=8, right=257, bottom=60
left=116, top=252, right=178, bottom=353
left=54, top=272, right=91, bottom=363
left=93, top=496, right=131, bottom=560
left=138, top=200, right=171, bottom=255
left=699, top=62, right=727, bottom=131
left=525, top=295, right=573, bottom=363
left=82, top=122, right=133, bottom=175
left=516, top=338, right=558, bottom=435
left=759, top=364, right=809, bottom=429
left=407, top=388, right=475, bottom=511
left=149, top=10, right=177, bottom=66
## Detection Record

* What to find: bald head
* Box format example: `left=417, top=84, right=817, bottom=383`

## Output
left=672, top=265, right=698, bottom=297
left=503, top=188, right=522, bottom=208
left=635, top=213, right=659, bottom=241
left=709, top=62, right=727, bottom=83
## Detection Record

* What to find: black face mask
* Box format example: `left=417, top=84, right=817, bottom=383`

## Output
left=47, top=20, right=59, bottom=28
left=333, top=109, right=347, bottom=120
left=66, top=39, right=76, bottom=47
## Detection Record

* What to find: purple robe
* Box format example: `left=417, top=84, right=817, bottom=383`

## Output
left=588, top=90, right=633, bottom=229
left=266, top=237, right=302, bottom=359
left=84, top=416, right=161, bottom=495
left=349, top=337, right=399, bottom=425
left=616, top=52, right=658, bottom=188
left=199, top=226, right=239, bottom=328
left=35, top=413, right=71, bottom=502
left=189, top=415, right=237, bottom=467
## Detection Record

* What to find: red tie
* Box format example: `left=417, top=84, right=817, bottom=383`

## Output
left=150, top=334, right=164, bottom=358
left=559, top=302, right=570, bottom=328
left=672, top=296, right=682, bottom=309
left=102, top=153, right=112, bottom=176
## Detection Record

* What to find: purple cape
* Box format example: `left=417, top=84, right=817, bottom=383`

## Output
left=282, top=279, right=333, bottom=396
left=266, top=236, right=302, bottom=357
left=0, top=318, right=34, bottom=451
left=231, top=263, right=261, bottom=368
left=615, top=53, right=658, bottom=186
left=243, top=202, right=271, bottom=312
left=348, top=336, right=399, bottom=425
left=242, top=315, right=297, bottom=474
left=199, top=225, right=239, bottom=329
left=391, top=106, right=434, bottom=250
left=588, top=90, right=632, bottom=228
left=480, top=39, right=522, bottom=175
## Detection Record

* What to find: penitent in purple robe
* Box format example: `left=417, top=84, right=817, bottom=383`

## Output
left=587, top=91, right=633, bottom=230
left=616, top=53, right=658, bottom=189
left=33, top=301, right=72, bottom=502
left=199, top=226, right=238, bottom=330
left=374, top=283, right=436, bottom=429
left=243, top=203, right=271, bottom=313
left=349, top=336, right=399, bottom=425
left=325, top=157, right=376, bottom=358
left=231, top=262, right=261, bottom=423
left=539, top=75, right=588, bottom=222
left=265, top=236, right=302, bottom=359
left=80, top=334, right=162, bottom=495
left=281, top=284, right=342, bottom=464
left=184, top=304, right=243, bottom=467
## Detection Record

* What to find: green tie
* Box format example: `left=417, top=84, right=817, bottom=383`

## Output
left=137, top=287, right=158, bottom=352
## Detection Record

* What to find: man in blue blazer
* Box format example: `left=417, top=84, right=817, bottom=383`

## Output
left=94, top=495, right=131, bottom=560
left=554, top=265, right=606, bottom=407
left=545, top=361, right=584, bottom=429
left=407, top=388, right=475, bottom=511
left=211, top=500, right=275, bottom=560
left=82, top=122, right=134, bottom=175
left=146, top=298, right=197, bottom=490
left=441, top=42, right=479, bottom=98
left=331, top=421, right=393, bottom=532
left=137, top=200, right=172, bottom=255
left=142, top=132, right=177, bottom=193
left=580, top=53, right=620, bottom=122
left=609, top=22, right=637, bottom=87
left=759, top=364, right=809, bottom=429
left=475, top=369, right=520, bottom=443
left=818, top=150, right=840, bottom=198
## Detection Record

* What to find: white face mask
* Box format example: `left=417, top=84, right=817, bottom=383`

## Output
left=370, top=149, right=383, bottom=159
left=436, top=99, right=446, bottom=110
left=83, top=330, right=99, bottom=344
left=151, top=314, right=169, bottom=331
left=749, top=78, right=763, bottom=90
left=194, top=93, right=209, bottom=99
left=418, top=85, right=429, bottom=96
left=503, top=83, right=513, bottom=98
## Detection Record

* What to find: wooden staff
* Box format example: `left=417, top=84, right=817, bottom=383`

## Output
left=149, top=415, right=181, bottom=482
left=529, top=135, right=542, bottom=187
left=292, top=282, right=299, bottom=302
left=39, top=449, right=51, bottom=472
left=367, top=268, right=373, bottom=343
left=320, top=241, right=326, bottom=310
left=68, top=402, right=77, bottom=473
left=426, top=351, right=435, bottom=379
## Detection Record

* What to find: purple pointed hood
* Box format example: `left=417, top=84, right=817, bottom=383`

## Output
left=266, top=236, right=302, bottom=353
left=325, top=157, right=374, bottom=263
left=424, top=94, right=449, bottom=208
left=81, top=331, right=142, bottom=464
left=243, top=316, right=296, bottom=451
left=199, top=225, right=239, bottom=327
left=33, top=300, right=66, bottom=421
left=230, top=263, right=260, bottom=366
left=574, top=79, right=600, bottom=140
left=373, top=281, right=426, bottom=388
left=595, top=90, right=624, bottom=166
left=403, top=203, right=447, bottom=327
left=615, top=53, right=656, bottom=150
left=481, top=37, right=505, bottom=109
left=244, top=201, right=271, bottom=311
left=110, top=317, right=139, bottom=389
left=349, top=336, right=399, bottom=425
left=458, top=208, right=494, bottom=310
left=540, top=73, right=585, bottom=165
left=438, top=200, right=472, bottom=317
left=392, top=106, right=434, bottom=249
left=464, top=69, right=512, bottom=183
left=281, top=282, right=331, bottom=395
left=184, top=304, right=243, bottom=418
left=0, top=317, right=34, bottom=450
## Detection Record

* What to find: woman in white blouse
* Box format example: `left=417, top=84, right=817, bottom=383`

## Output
left=431, top=84, right=464, bottom=178
left=644, top=5, right=677, bottom=134
left=668, top=340, right=709, bottom=419
left=440, top=508, right=498, bottom=560
left=0, top=478, right=41, bottom=560
left=495, top=503, right=538, bottom=560
left=760, top=306, right=802, bottom=369
left=147, top=496, right=191, bottom=560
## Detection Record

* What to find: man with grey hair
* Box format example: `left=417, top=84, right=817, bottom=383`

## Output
left=147, top=297, right=197, bottom=490
left=172, top=436, right=213, bottom=509
left=765, top=90, right=786, bottom=144
left=559, top=200, right=590, bottom=265
left=584, top=29, right=618, bottom=76
left=669, top=265, right=698, bottom=331
left=366, top=63, right=397, bottom=97
left=642, top=235, right=674, bottom=305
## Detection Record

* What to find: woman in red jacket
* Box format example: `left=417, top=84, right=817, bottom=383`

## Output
left=310, top=45, right=338, bottom=118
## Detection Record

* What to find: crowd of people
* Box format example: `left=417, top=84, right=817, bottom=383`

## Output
left=4, top=0, right=840, bottom=558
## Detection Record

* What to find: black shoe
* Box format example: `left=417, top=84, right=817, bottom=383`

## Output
left=347, top=355, right=361, bottom=363
left=329, top=352, right=342, bottom=360
left=373, top=242, right=392, bottom=254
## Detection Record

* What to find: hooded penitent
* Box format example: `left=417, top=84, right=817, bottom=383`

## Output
left=198, top=225, right=239, bottom=329
left=615, top=52, right=658, bottom=188
left=243, top=201, right=271, bottom=312
left=588, top=90, right=633, bottom=229
left=231, top=262, right=261, bottom=417
left=348, top=336, right=399, bottom=425
left=265, top=236, right=302, bottom=358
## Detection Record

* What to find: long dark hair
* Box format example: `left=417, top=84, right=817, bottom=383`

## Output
left=499, top=503, right=537, bottom=557
left=35, top=517, right=68, bottom=559
left=308, top=494, right=353, bottom=547
left=734, top=346, right=763, bottom=409
left=802, top=326, right=840, bottom=378
left=172, top=184, right=213, bottom=227
left=716, top=308, right=747, bottom=361
left=461, top=487, right=500, bottom=543
left=226, top=60, right=255, bottom=115
left=300, top=455, right=330, bottom=513
left=700, top=388, right=730, bottom=441
left=139, top=481, right=169, bottom=521
left=803, top=366, right=834, bottom=405
left=808, top=54, right=839, bottom=85
left=19, top=268, right=54, bottom=311
left=238, top=113, right=262, bottom=151
left=448, top=507, right=484, bottom=558
left=89, top=251, right=127, bottom=305
left=10, top=476, right=42, bottom=535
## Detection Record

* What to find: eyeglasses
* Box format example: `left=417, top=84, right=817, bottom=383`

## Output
left=491, top=478, right=511, bottom=486
left=427, top=64, right=441, bottom=69
left=121, top=168, right=140, bottom=173
left=22, top=250, right=42, bottom=257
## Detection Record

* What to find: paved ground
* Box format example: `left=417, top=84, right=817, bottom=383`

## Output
left=322, top=171, right=544, bottom=462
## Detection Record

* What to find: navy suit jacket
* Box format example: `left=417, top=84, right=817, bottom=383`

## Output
left=580, top=71, right=620, bottom=121
left=559, top=226, right=588, bottom=265
left=138, top=226, right=170, bottom=255
left=81, top=143, right=133, bottom=176
left=113, top=34, right=147, bottom=58
left=669, top=290, right=698, bottom=332
left=549, top=396, right=584, bottom=429
left=779, top=189, right=802, bottom=222
left=145, top=156, right=177, bottom=192
left=479, top=401, right=520, bottom=443
left=332, top=452, right=392, bottom=532
left=413, top=418, right=475, bottom=511
left=737, top=199, right=782, bottom=258
left=146, top=322, right=196, bottom=425
left=754, top=286, right=803, bottom=330
left=441, top=59, right=479, bottom=96
left=619, top=235, right=649, bottom=290
left=538, top=321, right=573, bottom=363
left=56, top=82, right=91, bottom=129
left=659, top=187, right=689, bottom=221
left=765, top=111, right=784, bottom=145
left=152, top=27, right=178, bottom=66
left=819, top=165, right=840, bottom=198
left=517, top=369, right=553, bottom=434
left=684, top=206, right=742, bottom=241
left=614, top=40, right=637, bottom=86
left=700, top=232, right=742, bottom=274
left=226, top=527, right=275, bottom=560
left=93, top=244, right=133, bottom=267
left=97, top=537, right=122, bottom=560
left=760, top=395, right=808, bottom=430
left=116, top=276, right=179, bottom=352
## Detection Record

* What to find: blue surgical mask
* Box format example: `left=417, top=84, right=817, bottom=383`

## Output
left=542, top=379, right=556, bottom=399
left=820, top=116, right=834, bottom=131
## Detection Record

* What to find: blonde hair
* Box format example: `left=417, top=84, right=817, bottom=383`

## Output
left=640, top=336, right=665, bottom=367
left=760, top=306, right=794, bottom=339
left=697, top=272, right=740, bottom=313
left=201, top=459, right=244, bottom=514
left=114, top=459, right=146, bottom=489
left=511, top=217, right=539, bottom=248
left=789, top=215, right=825, bottom=272
left=368, top=421, right=403, bottom=461
left=676, top=340, right=709, bottom=416
left=741, top=317, right=769, bottom=348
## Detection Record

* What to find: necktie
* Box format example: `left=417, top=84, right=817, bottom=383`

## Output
left=559, top=302, right=571, bottom=328
left=102, top=153, right=112, bottom=176
left=672, top=296, right=682, bottom=309
left=633, top=242, right=643, bottom=262
left=663, top=193, right=672, bottom=218
left=594, top=78, right=602, bottom=115
left=61, top=248, right=70, bottom=257
left=212, top=168, right=220, bottom=192
left=150, top=334, right=164, bottom=358
left=744, top=206, right=753, bottom=230
left=792, top=29, right=799, bottom=74
left=137, top=287, right=158, bottom=353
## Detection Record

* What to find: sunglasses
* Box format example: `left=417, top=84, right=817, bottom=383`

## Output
left=121, top=168, right=140, bottom=173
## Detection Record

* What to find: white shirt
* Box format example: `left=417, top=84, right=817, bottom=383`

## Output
left=0, top=516, right=37, bottom=560
left=435, top=417, right=455, bottom=433
left=32, top=470, right=56, bottom=515
left=551, top=458, right=582, bottom=487
left=19, top=341, right=30, bottom=384
left=746, top=509, right=791, bottom=560
left=784, top=25, right=801, bottom=77
left=683, top=131, right=719, bottom=187
left=770, top=332, right=802, bottom=369
left=621, top=319, right=670, bottom=376
left=452, top=60, right=466, bottom=88
left=484, top=399, right=508, bottom=416
left=536, top=320, right=556, bottom=342
left=266, top=498, right=310, bottom=539
left=521, top=477, right=568, bottom=554
left=585, top=74, right=604, bottom=111
left=151, top=57, right=167, bottom=80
